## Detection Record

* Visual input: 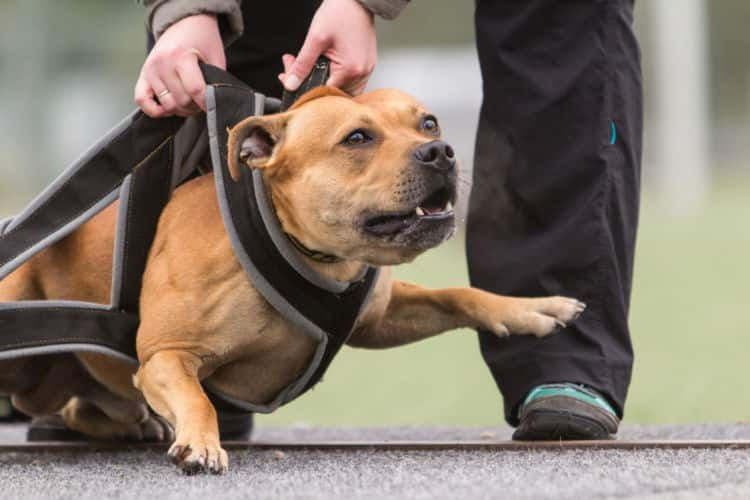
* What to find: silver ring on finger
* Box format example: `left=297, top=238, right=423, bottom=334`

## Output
left=156, top=89, right=170, bottom=98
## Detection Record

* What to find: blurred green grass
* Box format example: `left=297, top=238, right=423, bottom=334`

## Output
left=258, top=181, right=750, bottom=427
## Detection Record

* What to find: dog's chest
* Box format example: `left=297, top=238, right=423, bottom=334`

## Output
left=202, top=281, right=319, bottom=406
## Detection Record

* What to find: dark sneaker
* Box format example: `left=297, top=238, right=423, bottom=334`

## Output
left=512, top=383, right=619, bottom=440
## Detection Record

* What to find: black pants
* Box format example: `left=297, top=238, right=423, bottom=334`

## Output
left=468, top=0, right=642, bottom=425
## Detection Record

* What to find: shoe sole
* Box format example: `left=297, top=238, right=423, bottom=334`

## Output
left=513, top=395, right=619, bottom=441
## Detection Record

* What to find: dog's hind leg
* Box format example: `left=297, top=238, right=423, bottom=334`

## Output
left=5, top=353, right=151, bottom=429
left=7, top=354, right=87, bottom=416
left=61, top=396, right=173, bottom=441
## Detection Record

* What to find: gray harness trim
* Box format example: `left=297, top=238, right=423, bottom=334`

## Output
left=0, top=218, right=12, bottom=235
left=0, top=343, right=137, bottom=365
left=110, top=174, right=133, bottom=309
left=0, top=300, right=138, bottom=365
left=0, top=189, right=120, bottom=282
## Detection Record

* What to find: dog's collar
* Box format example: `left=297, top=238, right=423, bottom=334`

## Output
left=250, top=170, right=361, bottom=292
left=285, top=233, right=342, bottom=264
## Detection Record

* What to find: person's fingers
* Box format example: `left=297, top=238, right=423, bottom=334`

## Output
left=134, top=74, right=165, bottom=118
left=175, top=56, right=207, bottom=111
left=282, top=54, right=296, bottom=74
left=346, top=78, right=369, bottom=96
left=149, top=78, right=180, bottom=115
left=285, top=34, right=328, bottom=91
left=160, top=70, right=194, bottom=116
left=326, top=71, right=369, bottom=96
left=278, top=54, right=296, bottom=89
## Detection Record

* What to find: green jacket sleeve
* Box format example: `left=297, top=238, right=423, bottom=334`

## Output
left=139, top=0, right=243, bottom=45
left=357, top=0, right=410, bottom=20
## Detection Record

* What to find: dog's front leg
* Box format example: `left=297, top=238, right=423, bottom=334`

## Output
left=134, top=350, right=227, bottom=474
left=349, top=281, right=585, bottom=349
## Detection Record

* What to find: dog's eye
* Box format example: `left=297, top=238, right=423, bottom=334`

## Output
left=343, top=129, right=373, bottom=146
left=422, top=115, right=440, bottom=135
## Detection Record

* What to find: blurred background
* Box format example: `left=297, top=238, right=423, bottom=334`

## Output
left=0, top=0, right=748, bottom=426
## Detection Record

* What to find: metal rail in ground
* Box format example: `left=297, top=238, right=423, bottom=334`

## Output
left=2, top=440, right=750, bottom=453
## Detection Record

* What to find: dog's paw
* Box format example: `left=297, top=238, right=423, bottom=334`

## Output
left=490, top=296, right=586, bottom=338
left=168, top=433, right=228, bottom=475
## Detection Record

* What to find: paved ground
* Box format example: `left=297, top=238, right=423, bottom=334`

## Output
left=1, top=424, right=750, bottom=499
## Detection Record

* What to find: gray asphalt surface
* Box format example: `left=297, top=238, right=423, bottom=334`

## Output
left=1, top=424, right=750, bottom=499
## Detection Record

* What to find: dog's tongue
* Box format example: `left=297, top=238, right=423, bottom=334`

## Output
left=422, top=206, right=441, bottom=215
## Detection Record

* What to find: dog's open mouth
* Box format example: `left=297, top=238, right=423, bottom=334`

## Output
left=364, top=186, right=455, bottom=236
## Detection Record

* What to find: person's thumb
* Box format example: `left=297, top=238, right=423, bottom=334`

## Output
left=285, top=34, right=328, bottom=91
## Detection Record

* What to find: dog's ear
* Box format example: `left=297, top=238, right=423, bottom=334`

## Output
left=227, top=113, right=288, bottom=181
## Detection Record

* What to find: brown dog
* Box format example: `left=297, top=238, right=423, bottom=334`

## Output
left=0, top=87, right=584, bottom=473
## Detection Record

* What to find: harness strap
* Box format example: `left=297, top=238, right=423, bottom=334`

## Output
left=115, top=137, right=174, bottom=313
left=280, top=57, right=331, bottom=111
left=0, top=113, right=182, bottom=282
left=0, top=303, right=138, bottom=363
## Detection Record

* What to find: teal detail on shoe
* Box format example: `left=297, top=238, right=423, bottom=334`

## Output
left=520, top=383, right=616, bottom=416
left=610, top=121, right=617, bottom=145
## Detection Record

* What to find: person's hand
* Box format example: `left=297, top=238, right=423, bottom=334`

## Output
left=135, top=14, right=226, bottom=118
left=279, top=0, right=377, bottom=96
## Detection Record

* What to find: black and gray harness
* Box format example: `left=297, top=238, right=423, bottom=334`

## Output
left=0, top=62, right=379, bottom=413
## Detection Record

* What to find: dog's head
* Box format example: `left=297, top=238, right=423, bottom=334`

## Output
left=227, top=87, right=458, bottom=266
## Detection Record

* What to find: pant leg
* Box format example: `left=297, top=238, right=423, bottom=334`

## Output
left=467, top=0, right=642, bottom=425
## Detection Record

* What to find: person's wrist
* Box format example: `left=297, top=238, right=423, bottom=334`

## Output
left=349, top=0, right=375, bottom=23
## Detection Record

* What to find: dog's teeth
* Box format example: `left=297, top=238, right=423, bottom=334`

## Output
left=416, top=206, right=425, bottom=216
left=445, top=201, right=453, bottom=212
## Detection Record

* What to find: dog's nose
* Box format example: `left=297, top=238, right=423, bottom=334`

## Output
left=414, top=140, right=456, bottom=172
